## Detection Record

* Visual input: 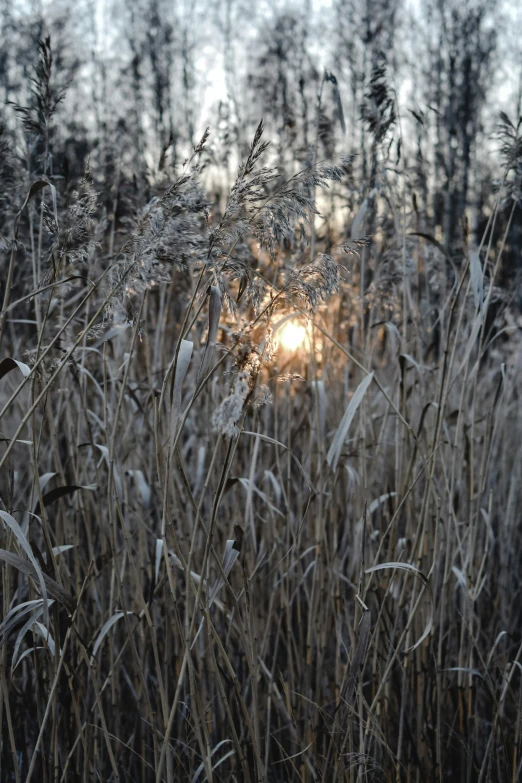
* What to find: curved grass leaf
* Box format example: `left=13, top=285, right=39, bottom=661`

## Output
left=0, top=549, right=74, bottom=612
left=0, top=357, right=31, bottom=382
left=0, top=511, right=49, bottom=625
left=90, top=612, right=133, bottom=664
left=327, top=372, right=374, bottom=471
left=34, top=484, right=97, bottom=515
left=365, top=561, right=433, bottom=653
left=0, top=599, right=47, bottom=647
left=11, top=604, right=49, bottom=673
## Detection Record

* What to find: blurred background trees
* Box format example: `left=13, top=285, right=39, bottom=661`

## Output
left=0, top=0, right=520, bottom=300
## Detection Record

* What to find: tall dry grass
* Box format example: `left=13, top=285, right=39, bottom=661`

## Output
left=1, top=39, right=522, bottom=783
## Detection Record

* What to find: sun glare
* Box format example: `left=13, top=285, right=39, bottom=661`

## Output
left=279, top=321, right=308, bottom=352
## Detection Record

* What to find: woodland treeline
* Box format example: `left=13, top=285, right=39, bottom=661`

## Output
left=1, top=0, right=520, bottom=284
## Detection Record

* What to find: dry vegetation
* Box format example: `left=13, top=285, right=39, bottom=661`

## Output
left=1, top=22, right=522, bottom=783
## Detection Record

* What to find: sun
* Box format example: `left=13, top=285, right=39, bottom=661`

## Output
left=278, top=321, right=308, bottom=352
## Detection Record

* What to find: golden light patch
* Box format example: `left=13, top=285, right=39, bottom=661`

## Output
left=278, top=321, right=308, bottom=352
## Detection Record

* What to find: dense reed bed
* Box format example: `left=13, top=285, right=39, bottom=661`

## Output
left=1, top=34, right=522, bottom=783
